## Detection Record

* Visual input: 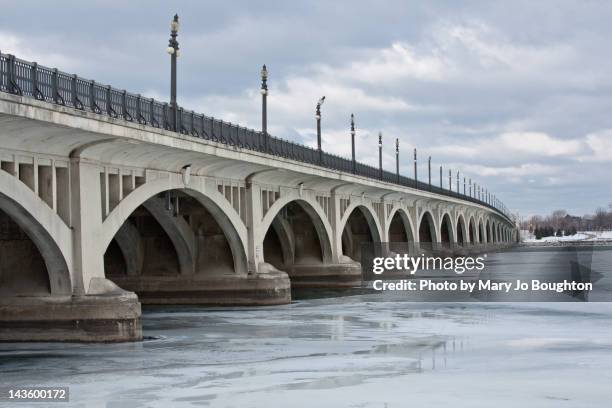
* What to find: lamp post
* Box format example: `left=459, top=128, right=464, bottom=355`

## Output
left=463, top=177, right=466, bottom=195
left=351, top=114, right=356, bottom=174
left=469, top=178, right=472, bottom=197
left=456, top=171, right=460, bottom=195
left=378, top=132, right=383, bottom=180
left=428, top=156, right=431, bottom=191
left=448, top=169, right=452, bottom=191
left=167, top=14, right=180, bottom=132
left=261, top=64, right=268, bottom=152
left=413, top=148, right=417, bottom=188
left=440, top=165, right=443, bottom=189
left=396, top=139, right=400, bottom=183
left=316, top=96, right=325, bottom=164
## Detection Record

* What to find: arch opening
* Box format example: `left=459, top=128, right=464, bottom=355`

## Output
left=486, top=220, right=492, bottom=244
left=388, top=209, right=414, bottom=254
left=418, top=211, right=437, bottom=251
left=456, top=215, right=467, bottom=246
left=440, top=213, right=454, bottom=248
left=0, top=207, right=50, bottom=295
left=342, top=206, right=379, bottom=262
left=468, top=217, right=476, bottom=244
left=104, top=189, right=242, bottom=279
left=0, top=193, right=71, bottom=296
left=479, top=220, right=485, bottom=244
left=262, top=200, right=332, bottom=271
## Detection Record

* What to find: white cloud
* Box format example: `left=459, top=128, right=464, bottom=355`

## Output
left=583, top=130, right=612, bottom=162
left=459, top=163, right=560, bottom=178
left=0, top=31, right=80, bottom=71
left=327, top=42, right=450, bottom=84
left=431, top=131, right=585, bottom=160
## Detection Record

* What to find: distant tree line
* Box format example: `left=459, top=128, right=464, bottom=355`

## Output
left=520, top=204, right=612, bottom=239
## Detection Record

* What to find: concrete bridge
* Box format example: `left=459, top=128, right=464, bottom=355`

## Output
left=0, top=53, right=516, bottom=342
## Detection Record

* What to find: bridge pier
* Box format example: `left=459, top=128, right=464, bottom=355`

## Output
left=107, top=272, right=290, bottom=305
left=0, top=291, right=141, bottom=343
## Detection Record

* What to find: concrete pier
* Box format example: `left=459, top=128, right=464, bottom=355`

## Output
left=0, top=293, right=141, bottom=342
left=109, top=271, right=291, bottom=305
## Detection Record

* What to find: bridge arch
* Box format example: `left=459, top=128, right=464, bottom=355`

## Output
left=387, top=207, right=416, bottom=243
left=101, top=177, right=248, bottom=276
left=0, top=171, right=72, bottom=296
left=468, top=215, right=477, bottom=244
left=456, top=214, right=468, bottom=245
left=261, top=198, right=333, bottom=268
left=341, top=204, right=382, bottom=261
left=440, top=212, right=456, bottom=246
left=418, top=210, right=439, bottom=249
left=478, top=218, right=486, bottom=244
left=486, top=220, right=492, bottom=244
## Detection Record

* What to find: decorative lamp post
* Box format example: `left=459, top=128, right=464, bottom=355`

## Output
left=428, top=156, right=432, bottom=190
left=413, top=148, right=418, bottom=188
left=351, top=114, right=356, bottom=173
left=457, top=171, right=460, bottom=194
left=378, top=132, right=383, bottom=180
left=167, top=14, right=180, bottom=131
left=396, top=139, right=400, bottom=183
left=261, top=64, right=268, bottom=152
left=316, top=96, right=325, bottom=164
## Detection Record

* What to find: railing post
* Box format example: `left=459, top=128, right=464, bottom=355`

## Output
left=51, top=68, right=59, bottom=103
left=89, top=80, right=95, bottom=111
left=150, top=98, right=155, bottom=125
left=31, top=62, right=37, bottom=92
left=31, top=62, right=41, bottom=100
left=121, top=90, right=127, bottom=119
left=136, top=94, right=142, bottom=123
left=7, top=54, right=15, bottom=94
left=178, top=106, right=183, bottom=132
left=71, top=74, right=77, bottom=107
left=106, top=85, right=111, bottom=115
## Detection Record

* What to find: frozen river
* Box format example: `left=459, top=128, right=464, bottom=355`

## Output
left=2, top=247, right=612, bottom=407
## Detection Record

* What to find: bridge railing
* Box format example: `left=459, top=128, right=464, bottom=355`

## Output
left=0, top=52, right=513, bottom=223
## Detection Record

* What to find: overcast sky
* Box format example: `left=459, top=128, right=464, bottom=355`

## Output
left=2, top=0, right=611, bottom=218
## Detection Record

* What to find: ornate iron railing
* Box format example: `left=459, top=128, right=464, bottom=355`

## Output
left=0, top=52, right=513, bottom=223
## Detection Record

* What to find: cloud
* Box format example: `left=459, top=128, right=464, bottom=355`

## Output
left=326, top=42, right=450, bottom=84
left=431, top=132, right=586, bottom=162
left=1, top=0, right=612, bottom=216
left=0, top=31, right=80, bottom=70
left=583, top=130, right=612, bottom=162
